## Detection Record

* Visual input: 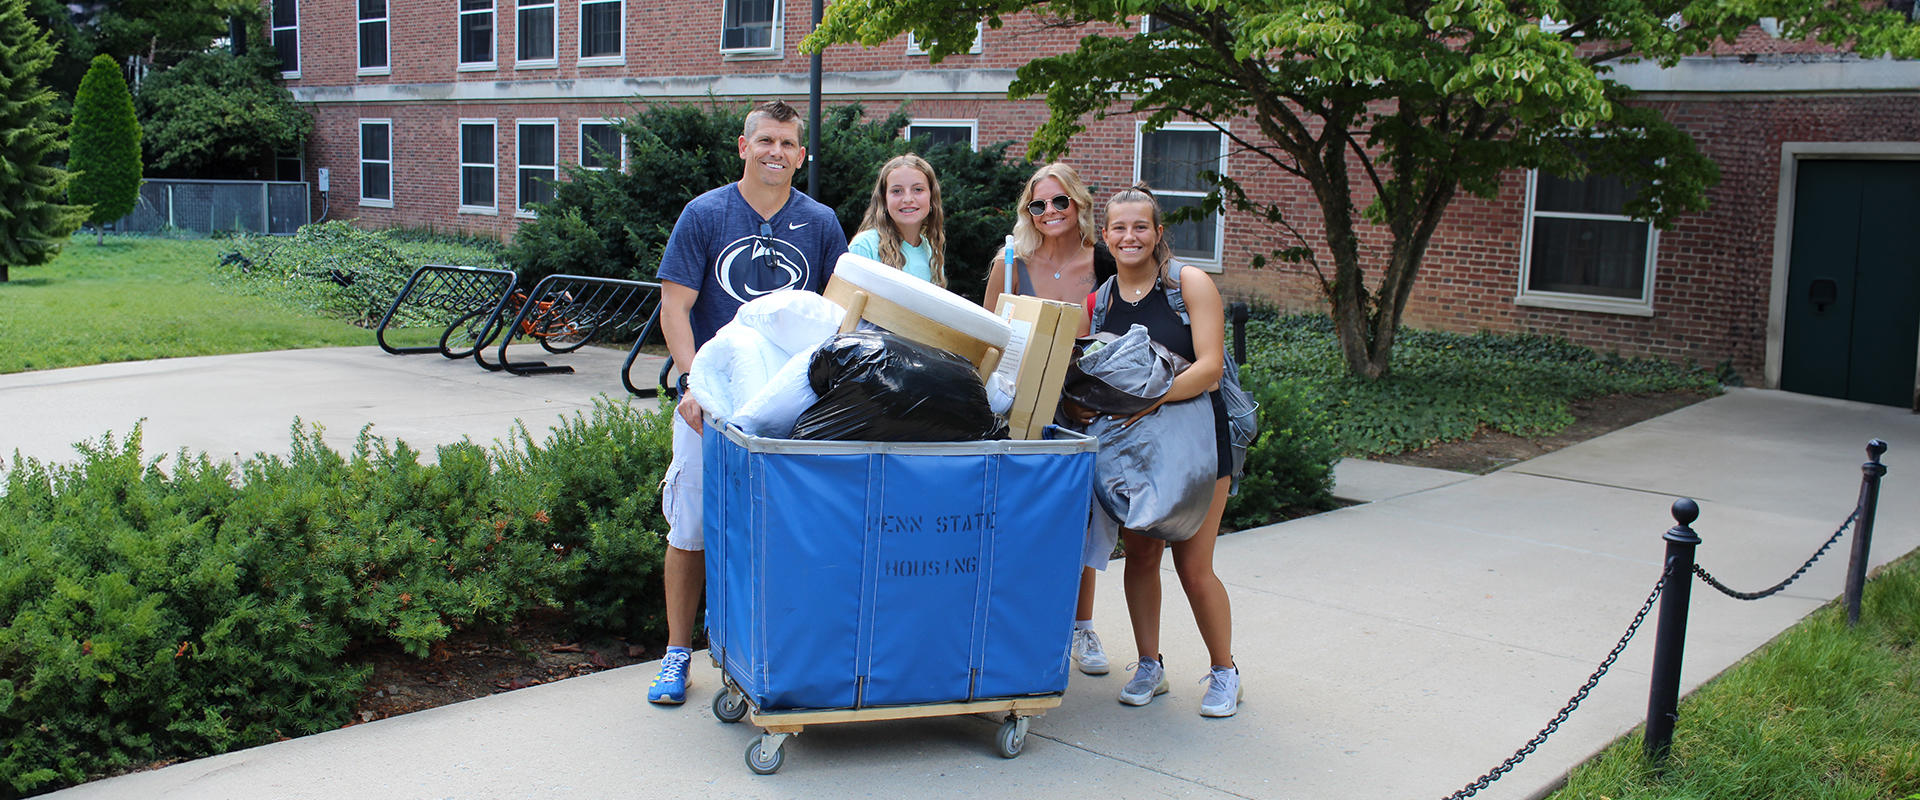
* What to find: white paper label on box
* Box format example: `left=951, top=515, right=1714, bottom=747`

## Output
left=994, top=317, right=1034, bottom=389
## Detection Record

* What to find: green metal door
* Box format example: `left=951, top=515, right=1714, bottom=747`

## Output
left=1781, top=160, right=1920, bottom=408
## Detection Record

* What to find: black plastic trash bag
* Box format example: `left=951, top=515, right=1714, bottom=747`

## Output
left=1061, top=325, right=1187, bottom=416
left=791, top=330, right=998, bottom=442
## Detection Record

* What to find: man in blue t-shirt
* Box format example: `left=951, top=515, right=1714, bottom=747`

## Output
left=649, top=99, right=847, bottom=705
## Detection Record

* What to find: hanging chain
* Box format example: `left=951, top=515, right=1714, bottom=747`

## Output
left=1693, top=507, right=1858, bottom=601
left=1441, top=569, right=1669, bottom=800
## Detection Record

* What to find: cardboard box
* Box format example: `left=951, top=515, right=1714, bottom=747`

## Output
left=992, top=295, right=1086, bottom=439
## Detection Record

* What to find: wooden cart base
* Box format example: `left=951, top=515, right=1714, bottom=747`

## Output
left=712, top=676, right=1061, bottom=774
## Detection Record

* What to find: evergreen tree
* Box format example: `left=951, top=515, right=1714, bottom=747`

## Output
left=69, top=53, right=141, bottom=244
left=0, top=0, right=84, bottom=279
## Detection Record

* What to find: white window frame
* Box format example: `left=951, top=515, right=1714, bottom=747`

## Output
left=458, top=0, right=496, bottom=71
left=1516, top=168, right=1660, bottom=316
left=578, top=119, right=625, bottom=171
left=359, top=119, right=393, bottom=208
left=903, top=119, right=977, bottom=151
left=1134, top=121, right=1228, bottom=271
left=271, top=0, right=299, bottom=78
left=516, top=0, right=559, bottom=69
left=516, top=119, right=559, bottom=218
left=577, top=0, right=625, bottom=65
left=906, top=21, right=984, bottom=56
left=719, top=0, right=781, bottom=59
left=1140, top=13, right=1170, bottom=33
left=459, top=119, right=498, bottom=215
left=357, top=0, right=390, bottom=76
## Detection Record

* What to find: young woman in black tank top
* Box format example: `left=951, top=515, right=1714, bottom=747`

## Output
left=1095, top=186, right=1242, bottom=718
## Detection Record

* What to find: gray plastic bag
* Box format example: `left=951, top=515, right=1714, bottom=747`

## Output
left=1062, top=324, right=1188, bottom=416
left=1085, top=396, right=1216, bottom=542
left=1072, top=324, right=1214, bottom=541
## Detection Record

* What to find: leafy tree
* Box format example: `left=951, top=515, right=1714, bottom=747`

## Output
left=810, top=1, right=1920, bottom=379
left=68, top=52, right=142, bottom=244
left=0, top=0, right=85, bottom=280
left=135, top=49, right=312, bottom=179
left=509, top=101, right=1032, bottom=302
left=27, top=0, right=257, bottom=100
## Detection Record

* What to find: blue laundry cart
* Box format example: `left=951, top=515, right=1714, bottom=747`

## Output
left=702, top=422, right=1096, bottom=774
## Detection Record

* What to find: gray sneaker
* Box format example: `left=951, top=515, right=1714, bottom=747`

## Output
left=1118, top=657, right=1169, bottom=706
left=1198, top=665, right=1242, bottom=717
left=1071, top=628, right=1110, bottom=675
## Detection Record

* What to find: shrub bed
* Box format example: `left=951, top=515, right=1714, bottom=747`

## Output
left=1241, top=312, right=1721, bottom=456
left=0, top=400, right=666, bottom=796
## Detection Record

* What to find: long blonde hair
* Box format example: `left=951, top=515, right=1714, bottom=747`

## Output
left=856, top=154, right=947, bottom=287
left=1009, top=162, right=1097, bottom=263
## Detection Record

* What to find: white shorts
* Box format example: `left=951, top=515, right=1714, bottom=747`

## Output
left=661, top=413, right=704, bottom=551
left=1083, top=504, right=1120, bottom=571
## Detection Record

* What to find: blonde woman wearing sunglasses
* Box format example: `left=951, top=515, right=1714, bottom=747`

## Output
left=982, top=161, right=1117, bottom=678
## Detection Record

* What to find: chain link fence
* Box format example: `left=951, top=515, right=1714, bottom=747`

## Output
left=114, top=179, right=310, bottom=236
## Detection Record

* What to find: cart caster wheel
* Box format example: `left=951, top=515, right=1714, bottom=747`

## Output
left=995, top=717, right=1030, bottom=759
left=713, top=689, right=747, bottom=723
left=747, top=738, right=785, bottom=774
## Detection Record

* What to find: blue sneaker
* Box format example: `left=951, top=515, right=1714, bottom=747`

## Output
left=648, top=649, right=691, bottom=705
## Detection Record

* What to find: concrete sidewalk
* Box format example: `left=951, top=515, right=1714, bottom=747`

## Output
left=10, top=348, right=1914, bottom=800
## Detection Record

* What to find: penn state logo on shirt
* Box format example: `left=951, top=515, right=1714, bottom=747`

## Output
left=716, top=235, right=810, bottom=304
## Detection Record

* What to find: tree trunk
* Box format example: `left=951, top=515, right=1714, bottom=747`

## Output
left=95, top=223, right=104, bottom=245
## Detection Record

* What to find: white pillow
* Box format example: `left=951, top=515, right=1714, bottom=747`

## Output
left=731, top=347, right=819, bottom=438
left=732, top=290, right=847, bottom=360
left=688, top=323, right=786, bottom=422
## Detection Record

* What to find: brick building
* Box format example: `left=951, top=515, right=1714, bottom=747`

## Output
left=270, top=1, right=1920, bottom=405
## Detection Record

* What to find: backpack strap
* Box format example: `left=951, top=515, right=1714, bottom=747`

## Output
left=1089, top=275, right=1117, bottom=333
left=1162, top=259, right=1192, bottom=326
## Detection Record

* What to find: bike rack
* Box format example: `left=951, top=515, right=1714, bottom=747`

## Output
left=475, top=274, right=664, bottom=387
left=374, top=265, right=518, bottom=357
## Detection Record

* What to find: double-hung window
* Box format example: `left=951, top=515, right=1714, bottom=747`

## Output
left=1517, top=170, right=1658, bottom=314
left=1136, top=123, right=1227, bottom=268
left=579, top=120, right=624, bottom=171
left=359, top=120, right=393, bottom=207
left=721, top=0, right=778, bottom=56
left=904, top=119, right=976, bottom=151
left=358, top=0, right=389, bottom=75
left=517, top=0, right=557, bottom=67
left=579, top=0, right=623, bottom=64
left=459, top=0, right=495, bottom=70
left=460, top=121, right=497, bottom=213
left=517, top=120, right=558, bottom=216
left=270, top=0, right=299, bottom=76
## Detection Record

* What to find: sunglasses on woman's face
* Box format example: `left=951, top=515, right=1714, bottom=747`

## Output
left=1025, top=194, right=1072, bottom=216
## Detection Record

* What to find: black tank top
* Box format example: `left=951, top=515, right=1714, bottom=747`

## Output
left=1097, top=279, right=1195, bottom=362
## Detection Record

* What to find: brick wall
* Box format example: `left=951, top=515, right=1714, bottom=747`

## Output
left=277, top=1, right=1920, bottom=381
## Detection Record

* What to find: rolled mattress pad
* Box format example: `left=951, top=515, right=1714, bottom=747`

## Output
left=831, top=253, right=1011, bottom=350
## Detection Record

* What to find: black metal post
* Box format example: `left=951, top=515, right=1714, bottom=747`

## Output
left=1645, top=498, right=1701, bottom=765
left=1845, top=439, right=1888, bottom=627
left=807, top=0, right=823, bottom=195
left=1230, top=302, right=1248, bottom=364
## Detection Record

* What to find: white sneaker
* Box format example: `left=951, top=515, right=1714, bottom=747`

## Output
left=1118, top=657, right=1169, bottom=706
left=1071, top=628, right=1110, bottom=675
left=1199, top=665, right=1242, bottom=717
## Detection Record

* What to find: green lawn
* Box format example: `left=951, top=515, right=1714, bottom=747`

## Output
left=0, top=237, right=389, bottom=374
left=1548, top=551, right=1920, bottom=800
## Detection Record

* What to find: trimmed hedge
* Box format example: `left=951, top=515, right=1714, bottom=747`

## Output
left=0, top=400, right=669, bottom=796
